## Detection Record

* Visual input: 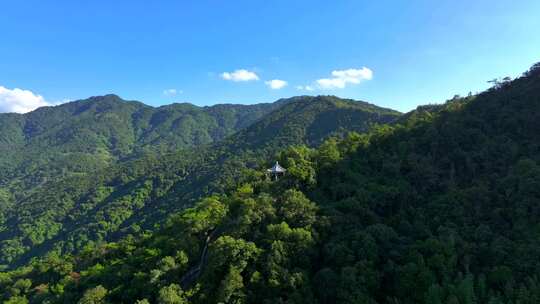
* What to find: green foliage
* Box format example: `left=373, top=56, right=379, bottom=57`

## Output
left=2, top=63, right=540, bottom=303
left=78, top=285, right=108, bottom=304
left=158, top=284, right=188, bottom=304
left=4, top=295, right=29, bottom=304
left=277, top=189, right=318, bottom=228
left=0, top=95, right=397, bottom=268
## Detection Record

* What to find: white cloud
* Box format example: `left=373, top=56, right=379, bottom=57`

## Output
left=316, top=67, right=373, bottom=89
left=0, top=86, right=50, bottom=113
left=296, top=85, right=315, bottom=91
left=265, top=79, right=288, bottom=90
left=221, top=69, right=259, bottom=82
left=163, top=88, right=182, bottom=96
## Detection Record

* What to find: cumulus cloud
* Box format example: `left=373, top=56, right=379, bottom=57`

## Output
left=163, top=88, right=182, bottom=96
left=265, top=79, right=288, bottom=90
left=221, top=69, right=259, bottom=82
left=296, top=85, right=315, bottom=91
left=0, top=86, right=50, bottom=113
left=316, top=67, right=373, bottom=89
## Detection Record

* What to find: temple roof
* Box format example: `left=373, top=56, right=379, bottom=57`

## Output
left=267, top=161, right=286, bottom=173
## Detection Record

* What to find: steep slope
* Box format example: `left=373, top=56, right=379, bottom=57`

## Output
left=224, top=95, right=399, bottom=151
left=0, top=96, right=400, bottom=268
left=0, top=95, right=284, bottom=197
left=2, top=63, right=539, bottom=303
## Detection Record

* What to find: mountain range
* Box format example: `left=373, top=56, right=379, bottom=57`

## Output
left=1, top=63, right=540, bottom=303
left=0, top=94, right=285, bottom=194
left=0, top=95, right=400, bottom=268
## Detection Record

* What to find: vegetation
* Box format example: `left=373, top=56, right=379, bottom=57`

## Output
left=1, top=63, right=539, bottom=303
left=0, top=94, right=287, bottom=197
left=0, top=95, right=399, bottom=269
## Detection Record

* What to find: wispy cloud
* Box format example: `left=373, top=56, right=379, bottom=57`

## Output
left=221, top=69, right=259, bottom=82
left=0, top=86, right=51, bottom=113
left=265, top=79, right=288, bottom=89
left=163, top=88, right=182, bottom=96
left=296, top=85, right=315, bottom=91
left=316, top=67, right=373, bottom=89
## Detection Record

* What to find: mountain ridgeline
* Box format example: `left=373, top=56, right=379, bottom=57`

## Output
left=0, top=94, right=287, bottom=194
left=0, top=95, right=400, bottom=269
left=2, top=63, right=540, bottom=304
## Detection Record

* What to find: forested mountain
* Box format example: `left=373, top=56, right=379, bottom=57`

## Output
left=0, top=95, right=400, bottom=269
left=2, top=63, right=538, bottom=304
left=0, top=94, right=289, bottom=196
left=224, top=95, right=398, bottom=152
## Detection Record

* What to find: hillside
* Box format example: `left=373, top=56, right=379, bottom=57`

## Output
left=224, top=95, right=399, bottom=152
left=0, top=95, right=400, bottom=268
left=1, top=63, right=538, bottom=303
left=0, top=94, right=286, bottom=196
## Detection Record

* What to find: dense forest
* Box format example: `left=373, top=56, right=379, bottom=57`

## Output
left=0, top=95, right=399, bottom=269
left=1, top=63, right=540, bottom=303
left=0, top=94, right=289, bottom=197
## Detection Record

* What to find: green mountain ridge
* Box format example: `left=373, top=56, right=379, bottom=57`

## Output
left=0, top=95, right=400, bottom=268
left=0, top=94, right=287, bottom=194
left=225, top=95, right=399, bottom=151
left=2, top=63, right=539, bottom=303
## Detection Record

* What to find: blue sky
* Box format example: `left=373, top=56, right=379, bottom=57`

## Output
left=1, top=0, right=539, bottom=113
